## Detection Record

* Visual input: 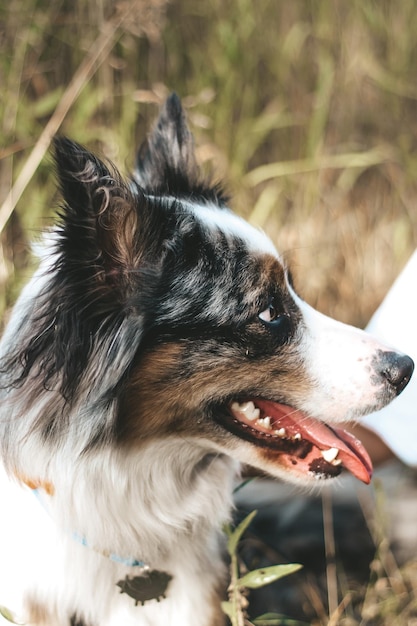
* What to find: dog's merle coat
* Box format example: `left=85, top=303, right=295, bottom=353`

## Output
left=0, top=94, right=413, bottom=626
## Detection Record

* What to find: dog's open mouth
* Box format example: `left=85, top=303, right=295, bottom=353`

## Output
left=227, top=399, right=372, bottom=484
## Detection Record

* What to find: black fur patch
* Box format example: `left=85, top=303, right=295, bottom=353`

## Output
left=70, top=614, right=91, bottom=626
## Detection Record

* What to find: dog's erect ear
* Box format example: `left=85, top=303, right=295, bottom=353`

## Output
left=53, top=137, right=140, bottom=300
left=134, top=93, right=199, bottom=193
left=54, top=136, right=114, bottom=210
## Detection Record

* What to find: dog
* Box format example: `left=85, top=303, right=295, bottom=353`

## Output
left=0, top=94, right=413, bottom=626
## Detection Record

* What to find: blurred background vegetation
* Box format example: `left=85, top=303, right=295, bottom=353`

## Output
left=1, top=1, right=417, bottom=624
left=1, top=0, right=417, bottom=327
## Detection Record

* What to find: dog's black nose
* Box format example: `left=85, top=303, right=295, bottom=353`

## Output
left=379, top=351, right=414, bottom=395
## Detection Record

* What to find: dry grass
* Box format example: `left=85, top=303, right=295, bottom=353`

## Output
left=1, top=0, right=417, bottom=325
left=1, top=1, right=417, bottom=623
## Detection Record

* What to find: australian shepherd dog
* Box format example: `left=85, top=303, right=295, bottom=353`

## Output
left=0, top=94, right=413, bottom=626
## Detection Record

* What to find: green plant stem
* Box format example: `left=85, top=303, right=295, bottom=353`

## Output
left=228, top=547, right=246, bottom=626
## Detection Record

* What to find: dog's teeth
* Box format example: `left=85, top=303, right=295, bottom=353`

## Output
left=231, top=401, right=260, bottom=421
left=321, top=448, right=339, bottom=463
left=274, top=427, right=286, bottom=438
left=257, top=416, right=271, bottom=429
left=293, top=433, right=302, bottom=440
left=241, top=401, right=255, bottom=412
left=244, top=405, right=260, bottom=421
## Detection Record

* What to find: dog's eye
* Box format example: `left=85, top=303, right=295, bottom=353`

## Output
left=258, top=302, right=292, bottom=340
left=259, top=303, right=279, bottom=324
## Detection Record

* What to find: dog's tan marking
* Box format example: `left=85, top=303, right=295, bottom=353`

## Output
left=15, top=473, right=55, bottom=496
left=122, top=336, right=312, bottom=457
left=260, top=253, right=287, bottom=284
left=24, top=597, right=51, bottom=625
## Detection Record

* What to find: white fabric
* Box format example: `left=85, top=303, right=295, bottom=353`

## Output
left=363, top=250, right=417, bottom=466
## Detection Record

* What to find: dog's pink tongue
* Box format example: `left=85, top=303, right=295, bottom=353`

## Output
left=257, top=400, right=373, bottom=484
left=328, top=426, right=373, bottom=484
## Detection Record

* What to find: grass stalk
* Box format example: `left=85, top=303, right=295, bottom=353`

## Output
left=0, top=4, right=129, bottom=235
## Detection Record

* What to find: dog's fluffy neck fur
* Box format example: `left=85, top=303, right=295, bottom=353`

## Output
left=0, top=416, right=236, bottom=625
left=38, top=441, right=237, bottom=566
left=34, top=439, right=236, bottom=569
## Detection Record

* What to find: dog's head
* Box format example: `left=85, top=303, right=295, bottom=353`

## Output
left=4, top=94, right=413, bottom=486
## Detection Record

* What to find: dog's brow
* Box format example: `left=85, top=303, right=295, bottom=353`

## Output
left=189, top=201, right=280, bottom=257
left=144, top=192, right=281, bottom=261
left=261, top=254, right=288, bottom=287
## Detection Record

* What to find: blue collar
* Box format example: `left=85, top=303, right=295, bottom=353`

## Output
left=33, top=488, right=147, bottom=568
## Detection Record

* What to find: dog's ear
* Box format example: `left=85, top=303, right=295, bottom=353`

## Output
left=8, top=139, right=154, bottom=403
left=54, top=136, right=114, bottom=209
left=134, top=93, right=199, bottom=193
left=53, top=137, right=140, bottom=301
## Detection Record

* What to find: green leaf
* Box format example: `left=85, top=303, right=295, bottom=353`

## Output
left=226, top=510, right=257, bottom=556
left=0, top=606, right=26, bottom=624
left=220, top=601, right=234, bottom=618
left=232, top=477, right=255, bottom=494
left=253, top=613, right=310, bottom=626
left=237, top=563, right=302, bottom=589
